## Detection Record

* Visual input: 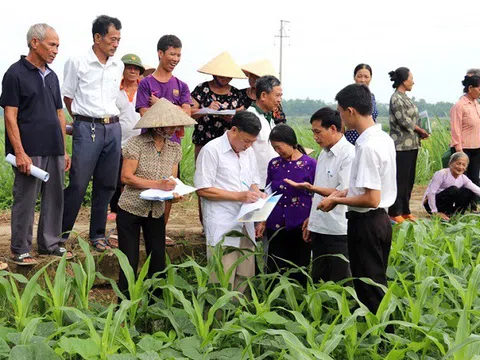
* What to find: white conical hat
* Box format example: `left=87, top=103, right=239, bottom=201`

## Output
left=133, top=98, right=197, bottom=129
left=197, top=52, right=247, bottom=79
left=241, top=59, right=278, bottom=78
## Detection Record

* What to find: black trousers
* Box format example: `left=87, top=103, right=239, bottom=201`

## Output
left=311, top=232, right=351, bottom=283
left=109, top=154, right=123, bottom=214
left=424, top=186, right=475, bottom=216
left=389, top=149, right=418, bottom=217
left=266, top=227, right=311, bottom=285
left=462, top=148, right=480, bottom=187
left=347, top=209, right=392, bottom=314
left=117, top=208, right=166, bottom=299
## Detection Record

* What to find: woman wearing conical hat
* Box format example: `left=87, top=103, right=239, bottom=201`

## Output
left=191, top=52, right=246, bottom=158
left=116, top=99, right=196, bottom=299
left=240, top=59, right=287, bottom=125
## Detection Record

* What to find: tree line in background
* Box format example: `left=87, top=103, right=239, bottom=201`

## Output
left=0, top=98, right=454, bottom=119
left=282, top=97, right=454, bottom=118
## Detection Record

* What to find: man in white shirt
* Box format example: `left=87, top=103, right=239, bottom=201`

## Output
left=319, top=84, right=396, bottom=315
left=286, top=107, right=355, bottom=282
left=195, top=111, right=264, bottom=292
left=246, top=75, right=282, bottom=190
left=61, top=15, right=124, bottom=251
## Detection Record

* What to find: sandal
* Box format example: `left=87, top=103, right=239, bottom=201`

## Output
left=0, top=261, right=8, bottom=271
left=165, top=236, right=176, bottom=247
left=106, top=229, right=119, bottom=248
left=38, top=247, right=75, bottom=260
left=90, top=238, right=111, bottom=252
left=11, top=253, right=38, bottom=266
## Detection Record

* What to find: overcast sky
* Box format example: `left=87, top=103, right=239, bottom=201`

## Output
left=1, top=0, right=479, bottom=105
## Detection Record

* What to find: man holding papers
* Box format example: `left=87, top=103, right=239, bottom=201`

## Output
left=116, top=99, right=196, bottom=298
left=195, top=111, right=264, bottom=292
left=0, top=23, right=72, bottom=265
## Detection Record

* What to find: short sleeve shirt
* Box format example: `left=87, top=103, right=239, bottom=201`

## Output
left=62, top=47, right=124, bottom=117
left=118, top=132, right=182, bottom=218
left=0, top=56, right=64, bottom=156
left=348, top=125, right=397, bottom=213
left=136, top=75, right=192, bottom=111
left=191, top=82, right=244, bottom=146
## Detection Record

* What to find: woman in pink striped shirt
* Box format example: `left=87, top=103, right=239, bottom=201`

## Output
left=423, top=152, right=480, bottom=220
left=450, top=75, right=480, bottom=186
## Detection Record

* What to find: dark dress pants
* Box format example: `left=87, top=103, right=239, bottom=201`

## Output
left=463, top=148, right=480, bottom=187
left=311, top=232, right=351, bottom=283
left=117, top=208, right=166, bottom=299
left=389, top=149, right=418, bottom=217
left=266, top=227, right=311, bottom=285
left=62, top=121, right=121, bottom=240
left=347, top=209, right=392, bottom=314
left=109, top=154, right=123, bottom=214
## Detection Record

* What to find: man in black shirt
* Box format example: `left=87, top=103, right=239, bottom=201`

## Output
left=0, top=23, right=73, bottom=265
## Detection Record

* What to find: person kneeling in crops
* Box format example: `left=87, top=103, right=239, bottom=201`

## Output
left=423, top=152, right=480, bottom=221
left=116, top=99, right=196, bottom=299
left=195, top=111, right=265, bottom=293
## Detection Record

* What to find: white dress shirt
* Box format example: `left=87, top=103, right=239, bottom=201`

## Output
left=116, top=88, right=140, bottom=147
left=308, top=136, right=355, bottom=235
left=195, top=132, right=260, bottom=247
left=62, top=47, right=124, bottom=117
left=247, top=106, right=278, bottom=189
left=347, top=125, right=397, bottom=213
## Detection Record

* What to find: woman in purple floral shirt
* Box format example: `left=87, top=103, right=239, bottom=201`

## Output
left=258, top=125, right=316, bottom=284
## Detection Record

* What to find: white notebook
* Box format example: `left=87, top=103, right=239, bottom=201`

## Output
left=140, top=178, right=196, bottom=201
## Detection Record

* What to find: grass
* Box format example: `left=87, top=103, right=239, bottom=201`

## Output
left=0, top=116, right=451, bottom=209
left=1, top=216, right=480, bottom=358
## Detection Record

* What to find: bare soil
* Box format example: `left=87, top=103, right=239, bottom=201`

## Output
left=0, top=194, right=204, bottom=267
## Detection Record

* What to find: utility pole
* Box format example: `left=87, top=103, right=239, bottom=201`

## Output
left=275, top=20, right=290, bottom=82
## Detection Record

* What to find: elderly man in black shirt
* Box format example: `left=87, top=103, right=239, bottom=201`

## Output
left=0, top=23, right=73, bottom=265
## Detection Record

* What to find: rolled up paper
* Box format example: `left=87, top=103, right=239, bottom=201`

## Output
left=5, top=153, right=50, bottom=182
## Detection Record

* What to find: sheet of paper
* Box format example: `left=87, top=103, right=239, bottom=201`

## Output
left=5, top=153, right=50, bottom=182
left=237, top=194, right=282, bottom=222
left=140, top=178, right=196, bottom=201
left=418, top=110, right=432, bottom=134
left=196, top=108, right=236, bottom=116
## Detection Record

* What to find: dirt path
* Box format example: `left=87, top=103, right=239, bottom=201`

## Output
left=0, top=194, right=203, bottom=262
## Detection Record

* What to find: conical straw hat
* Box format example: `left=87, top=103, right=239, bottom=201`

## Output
left=133, top=98, right=197, bottom=129
left=143, top=64, right=155, bottom=77
left=241, top=59, right=278, bottom=78
left=197, top=52, right=247, bottom=79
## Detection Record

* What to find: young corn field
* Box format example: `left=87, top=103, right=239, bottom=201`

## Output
left=1, top=216, right=480, bottom=359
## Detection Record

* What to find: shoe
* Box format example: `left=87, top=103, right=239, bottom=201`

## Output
left=390, top=215, right=405, bottom=224
left=402, top=214, right=417, bottom=221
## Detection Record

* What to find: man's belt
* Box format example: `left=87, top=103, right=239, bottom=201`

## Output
left=346, top=208, right=386, bottom=220
left=75, top=115, right=119, bottom=124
